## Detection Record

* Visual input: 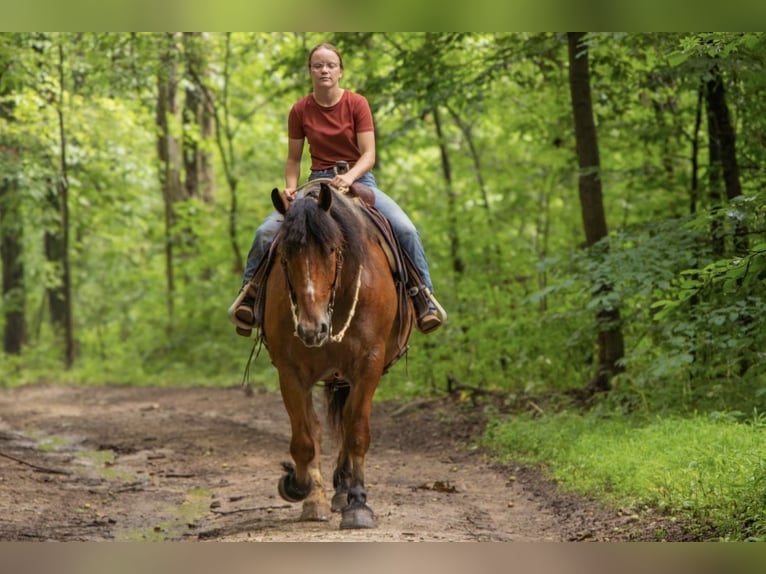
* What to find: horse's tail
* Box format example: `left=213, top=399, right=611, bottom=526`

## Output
left=324, top=382, right=350, bottom=438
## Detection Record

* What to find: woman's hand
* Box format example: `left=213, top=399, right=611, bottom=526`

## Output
left=331, top=173, right=353, bottom=190
left=281, top=187, right=297, bottom=203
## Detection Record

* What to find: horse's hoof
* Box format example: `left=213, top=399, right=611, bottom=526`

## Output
left=300, top=500, right=331, bottom=522
left=278, top=463, right=313, bottom=503
left=340, top=504, right=376, bottom=529
left=331, top=491, right=347, bottom=513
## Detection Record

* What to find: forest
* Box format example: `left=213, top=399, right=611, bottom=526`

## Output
left=1, top=32, right=765, bottom=540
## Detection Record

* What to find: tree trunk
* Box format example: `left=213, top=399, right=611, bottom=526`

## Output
left=186, top=32, right=243, bottom=274
left=0, top=173, right=26, bottom=355
left=705, top=67, right=748, bottom=255
left=156, top=33, right=184, bottom=326
left=705, top=85, right=725, bottom=257
left=44, top=181, right=67, bottom=330
left=32, top=36, right=76, bottom=367
left=56, top=41, right=75, bottom=368
left=705, top=65, right=751, bottom=375
left=182, top=32, right=215, bottom=204
left=0, top=44, right=26, bottom=354
left=432, top=106, right=464, bottom=276
left=567, top=32, right=625, bottom=394
left=689, top=84, right=704, bottom=215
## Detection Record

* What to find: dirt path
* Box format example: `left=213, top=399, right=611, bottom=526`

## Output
left=0, top=383, right=676, bottom=541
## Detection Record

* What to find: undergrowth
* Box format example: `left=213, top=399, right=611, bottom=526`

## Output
left=483, top=408, right=766, bottom=541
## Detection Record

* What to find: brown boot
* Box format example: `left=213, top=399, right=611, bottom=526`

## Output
left=228, top=286, right=257, bottom=337
left=411, top=287, right=447, bottom=335
left=235, top=296, right=255, bottom=326
left=234, top=295, right=255, bottom=337
left=417, top=302, right=443, bottom=334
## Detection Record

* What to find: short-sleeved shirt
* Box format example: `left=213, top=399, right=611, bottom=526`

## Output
left=287, top=90, right=374, bottom=171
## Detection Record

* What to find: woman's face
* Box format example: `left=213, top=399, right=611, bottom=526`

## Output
left=309, top=47, right=343, bottom=89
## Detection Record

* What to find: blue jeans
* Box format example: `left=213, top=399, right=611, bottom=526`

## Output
left=242, top=170, right=434, bottom=292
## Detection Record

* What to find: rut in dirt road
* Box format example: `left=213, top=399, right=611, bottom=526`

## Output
left=0, top=384, right=669, bottom=541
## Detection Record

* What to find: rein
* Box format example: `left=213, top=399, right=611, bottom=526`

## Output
left=296, top=177, right=346, bottom=194
left=329, top=264, right=363, bottom=343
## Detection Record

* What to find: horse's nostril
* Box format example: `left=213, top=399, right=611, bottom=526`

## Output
left=320, top=322, right=329, bottom=335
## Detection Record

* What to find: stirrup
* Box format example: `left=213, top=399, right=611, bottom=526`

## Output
left=426, top=290, right=447, bottom=323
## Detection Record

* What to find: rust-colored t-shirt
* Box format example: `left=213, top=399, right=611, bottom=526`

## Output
left=287, top=90, right=374, bottom=170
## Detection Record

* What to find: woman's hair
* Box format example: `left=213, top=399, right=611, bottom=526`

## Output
left=307, top=43, right=344, bottom=70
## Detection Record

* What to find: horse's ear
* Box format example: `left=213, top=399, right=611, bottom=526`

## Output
left=272, top=188, right=287, bottom=215
left=319, top=183, right=333, bottom=212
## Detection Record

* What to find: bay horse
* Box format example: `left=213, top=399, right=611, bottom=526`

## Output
left=263, top=181, right=412, bottom=529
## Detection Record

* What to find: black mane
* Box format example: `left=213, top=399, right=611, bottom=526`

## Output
left=281, top=188, right=367, bottom=266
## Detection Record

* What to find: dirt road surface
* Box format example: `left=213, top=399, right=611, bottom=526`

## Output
left=0, top=383, right=686, bottom=542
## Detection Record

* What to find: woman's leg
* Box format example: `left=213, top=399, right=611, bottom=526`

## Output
left=355, top=173, right=444, bottom=333
left=232, top=211, right=283, bottom=334
left=242, top=211, right=283, bottom=285
left=356, top=173, right=434, bottom=292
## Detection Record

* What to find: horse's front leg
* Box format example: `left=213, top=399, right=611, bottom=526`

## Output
left=331, top=451, right=351, bottom=513
left=278, top=379, right=331, bottom=521
left=335, top=367, right=382, bottom=529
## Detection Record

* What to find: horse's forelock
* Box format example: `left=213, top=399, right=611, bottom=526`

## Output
left=282, top=199, right=333, bottom=257
left=281, top=190, right=367, bottom=264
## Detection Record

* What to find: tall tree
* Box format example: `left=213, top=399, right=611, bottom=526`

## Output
left=567, top=32, right=625, bottom=394
left=182, top=32, right=215, bottom=204
left=156, top=33, right=184, bottom=325
left=0, top=178, right=24, bottom=355
left=432, top=106, right=464, bottom=276
left=53, top=37, right=75, bottom=367
left=28, top=34, right=70, bottom=336
left=187, top=32, right=244, bottom=274
left=0, top=43, right=26, bottom=353
left=705, top=64, right=747, bottom=256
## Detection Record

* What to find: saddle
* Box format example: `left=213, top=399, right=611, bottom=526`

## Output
left=346, top=182, right=441, bottom=337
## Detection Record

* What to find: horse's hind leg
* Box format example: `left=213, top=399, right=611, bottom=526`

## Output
left=278, top=381, right=331, bottom=521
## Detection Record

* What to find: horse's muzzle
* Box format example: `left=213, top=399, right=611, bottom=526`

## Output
left=296, top=320, right=330, bottom=347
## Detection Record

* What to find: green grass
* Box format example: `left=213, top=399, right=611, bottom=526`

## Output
left=0, top=344, right=260, bottom=389
left=483, top=410, right=766, bottom=541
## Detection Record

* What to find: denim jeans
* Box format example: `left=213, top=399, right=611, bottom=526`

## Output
left=241, top=170, right=434, bottom=292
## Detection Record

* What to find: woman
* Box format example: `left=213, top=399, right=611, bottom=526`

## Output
left=232, top=43, right=444, bottom=335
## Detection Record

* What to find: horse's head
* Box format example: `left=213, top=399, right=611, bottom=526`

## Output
left=274, top=183, right=344, bottom=348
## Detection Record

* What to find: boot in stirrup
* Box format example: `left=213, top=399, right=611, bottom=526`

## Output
left=228, top=284, right=257, bottom=337
left=413, top=287, right=447, bottom=334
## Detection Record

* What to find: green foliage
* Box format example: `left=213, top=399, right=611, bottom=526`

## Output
left=532, top=195, right=766, bottom=415
left=484, top=410, right=766, bottom=540
left=3, top=32, right=766, bottom=538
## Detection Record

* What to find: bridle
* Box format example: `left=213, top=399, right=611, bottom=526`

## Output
left=281, top=247, right=364, bottom=344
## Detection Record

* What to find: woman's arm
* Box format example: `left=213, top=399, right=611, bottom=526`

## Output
left=283, top=137, right=304, bottom=202
left=332, top=130, right=375, bottom=188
